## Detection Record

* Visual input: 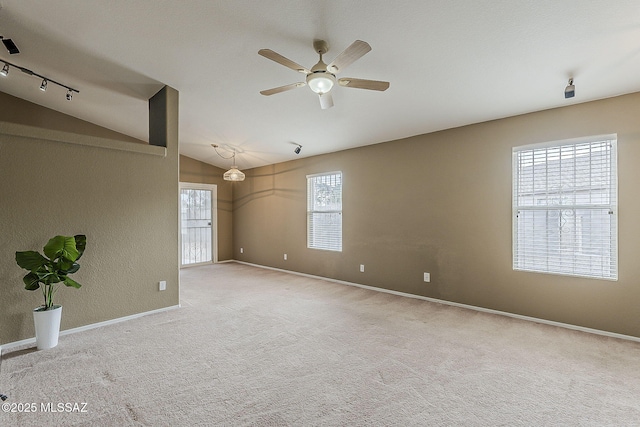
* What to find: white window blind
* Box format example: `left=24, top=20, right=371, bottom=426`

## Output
left=307, top=172, right=342, bottom=251
left=513, top=136, right=617, bottom=280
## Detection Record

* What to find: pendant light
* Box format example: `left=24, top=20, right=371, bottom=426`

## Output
left=211, top=144, right=245, bottom=182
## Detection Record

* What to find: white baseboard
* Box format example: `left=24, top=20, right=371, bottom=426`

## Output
left=180, top=259, right=233, bottom=269
left=0, top=305, right=181, bottom=353
left=233, top=260, right=640, bottom=343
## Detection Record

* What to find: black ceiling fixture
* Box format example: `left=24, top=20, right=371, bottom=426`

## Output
left=0, top=36, right=20, bottom=55
left=0, top=58, right=79, bottom=101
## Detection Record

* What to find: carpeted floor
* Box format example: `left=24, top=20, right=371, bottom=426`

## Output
left=2, top=262, right=640, bottom=426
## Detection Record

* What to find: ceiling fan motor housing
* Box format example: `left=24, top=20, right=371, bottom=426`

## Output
left=307, top=41, right=335, bottom=94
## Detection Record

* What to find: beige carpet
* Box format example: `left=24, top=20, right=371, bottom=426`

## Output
left=2, top=262, right=640, bottom=426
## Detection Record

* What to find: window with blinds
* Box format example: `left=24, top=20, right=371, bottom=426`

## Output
left=513, top=135, right=617, bottom=280
left=307, top=172, right=342, bottom=251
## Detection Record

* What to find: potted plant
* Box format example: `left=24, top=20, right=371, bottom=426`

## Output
left=15, top=234, right=86, bottom=350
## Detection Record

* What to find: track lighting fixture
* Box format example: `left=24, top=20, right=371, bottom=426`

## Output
left=565, top=78, right=575, bottom=99
left=294, top=144, right=302, bottom=154
left=211, top=144, right=245, bottom=182
left=0, top=58, right=79, bottom=100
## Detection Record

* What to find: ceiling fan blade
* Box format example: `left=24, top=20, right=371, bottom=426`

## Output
left=319, top=92, right=334, bottom=109
left=326, top=40, right=371, bottom=73
left=260, top=82, right=306, bottom=96
left=338, top=78, right=389, bottom=91
left=258, top=49, right=310, bottom=74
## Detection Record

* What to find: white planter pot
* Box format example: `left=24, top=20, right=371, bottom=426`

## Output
left=33, top=305, right=62, bottom=350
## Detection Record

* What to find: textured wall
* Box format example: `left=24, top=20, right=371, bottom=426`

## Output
left=0, top=91, right=146, bottom=143
left=233, top=91, right=640, bottom=338
left=0, top=90, right=179, bottom=345
left=179, top=155, right=234, bottom=261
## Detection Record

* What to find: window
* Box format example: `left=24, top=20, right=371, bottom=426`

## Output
left=307, top=172, right=342, bottom=251
left=513, top=135, right=617, bottom=280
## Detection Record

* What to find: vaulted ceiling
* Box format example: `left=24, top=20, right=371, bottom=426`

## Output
left=1, top=1, right=639, bottom=170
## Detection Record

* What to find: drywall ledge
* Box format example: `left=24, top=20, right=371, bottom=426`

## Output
left=0, top=121, right=166, bottom=157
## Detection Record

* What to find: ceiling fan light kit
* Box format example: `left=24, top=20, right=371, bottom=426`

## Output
left=307, top=72, right=335, bottom=94
left=259, top=39, right=389, bottom=109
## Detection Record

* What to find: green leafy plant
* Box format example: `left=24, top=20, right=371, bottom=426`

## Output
left=15, top=235, right=87, bottom=311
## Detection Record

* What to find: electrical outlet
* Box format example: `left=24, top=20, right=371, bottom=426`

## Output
left=159, top=280, right=167, bottom=291
left=360, top=264, right=365, bottom=273
left=423, top=272, right=430, bottom=282
left=284, top=253, right=287, bottom=260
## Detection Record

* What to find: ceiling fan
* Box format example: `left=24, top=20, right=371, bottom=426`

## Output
left=258, top=39, right=389, bottom=109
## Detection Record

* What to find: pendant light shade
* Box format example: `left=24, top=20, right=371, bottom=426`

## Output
left=223, top=166, right=245, bottom=182
left=212, top=144, right=245, bottom=182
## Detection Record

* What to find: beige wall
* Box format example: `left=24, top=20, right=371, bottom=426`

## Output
left=179, top=155, right=234, bottom=261
left=234, top=91, right=640, bottom=338
left=4, top=86, right=638, bottom=342
left=0, top=92, right=146, bottom=143
left=0, top=91, right=179, bottom=345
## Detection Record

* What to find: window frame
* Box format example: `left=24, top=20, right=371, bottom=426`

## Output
left=512, top=134, right=618, bottom=280
left=307, top=171, right=343, bottom=252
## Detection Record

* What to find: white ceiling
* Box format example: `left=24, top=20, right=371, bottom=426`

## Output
left=1, top=1, right=639, bottom=170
